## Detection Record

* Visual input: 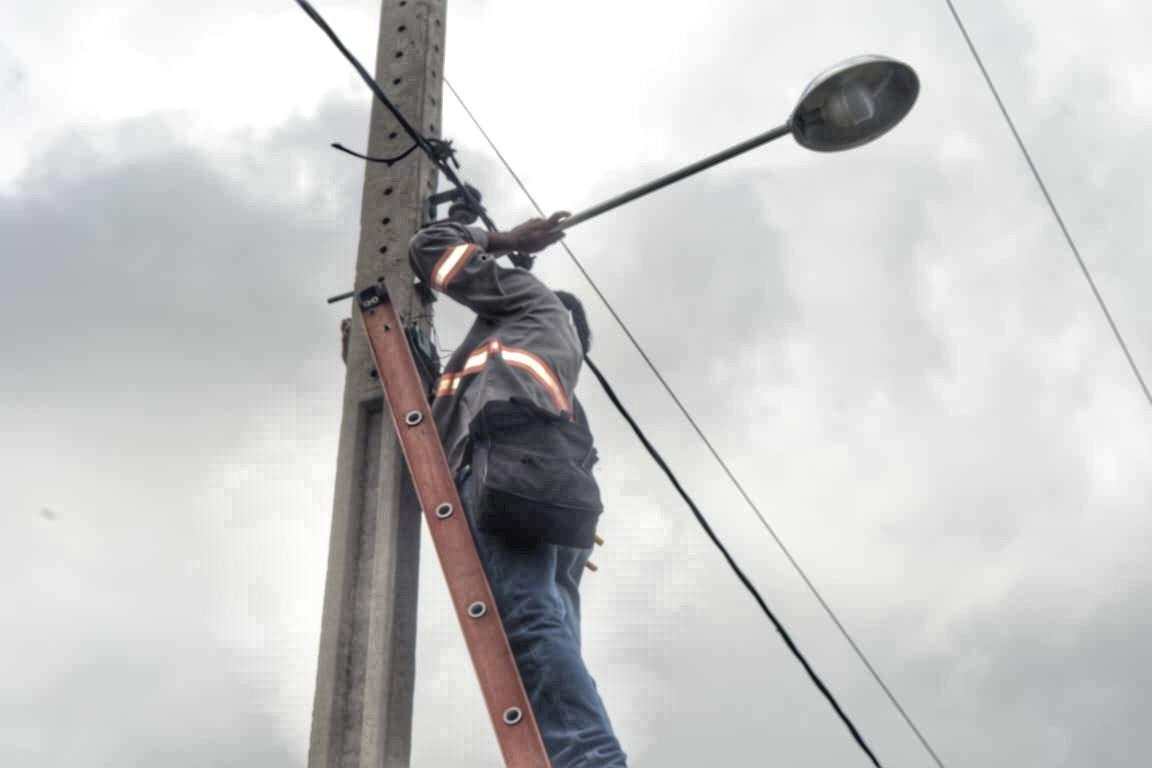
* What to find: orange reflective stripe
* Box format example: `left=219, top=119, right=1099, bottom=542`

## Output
left=432, top=243, right=477, bottom=291
left=433, top=340, right=571, bottom=413
left=500, top=346, right=571, bottom=413
left=461, top=346, right=490, bottom=373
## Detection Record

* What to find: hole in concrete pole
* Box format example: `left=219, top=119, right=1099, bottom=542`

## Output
left=384, top=187, right=393, bottom=196
left=397, top=24, right=406, bottom=32
left=395, top=51, right=404, bottom=59
left=389, top=131, right=398, bottom=140
left=379, top=245, right=388, bottom=254
left=382, top=216, right=391, bottom=226
left=393, top=77, right=402, bottom=86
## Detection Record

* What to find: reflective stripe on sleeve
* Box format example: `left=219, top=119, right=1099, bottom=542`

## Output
left=499, top=347, right=572, bottom=413
left=431, top=243, right=477, bottom=291
left=433, top=339, right=571, bottom=413
left=436, top=374, right=462, bottom=397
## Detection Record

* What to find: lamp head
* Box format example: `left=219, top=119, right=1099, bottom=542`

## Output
left=789, top=55, right=919, bottom=152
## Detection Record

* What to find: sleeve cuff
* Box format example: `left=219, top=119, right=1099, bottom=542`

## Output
left=466, top=226, right=489, bottom=250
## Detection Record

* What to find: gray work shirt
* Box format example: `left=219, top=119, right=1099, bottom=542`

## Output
left=408, top=221, right=589, bottom=473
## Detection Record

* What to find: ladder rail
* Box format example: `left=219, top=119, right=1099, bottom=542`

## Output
left=357, top=286, right=551, bottom=768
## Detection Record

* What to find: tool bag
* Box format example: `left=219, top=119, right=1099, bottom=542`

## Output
left=467, top=397, right=602, bottom=548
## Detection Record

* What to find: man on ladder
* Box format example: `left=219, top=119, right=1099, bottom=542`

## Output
left=342, top=209, right=628, bottom=768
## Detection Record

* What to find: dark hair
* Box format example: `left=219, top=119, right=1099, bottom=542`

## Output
left=554, top=290, right=591, bottom=355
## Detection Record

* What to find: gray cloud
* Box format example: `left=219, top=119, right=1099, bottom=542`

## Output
left=0, top=107, right=365, bottom=767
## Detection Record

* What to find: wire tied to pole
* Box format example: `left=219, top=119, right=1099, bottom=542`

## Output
left=294, top=0, right=492, bottom=230
left=296, top=0, right=552, bottom=273
left=330, top=137, right=461, bottom=168
left=330, top=142, right=419, bottom=166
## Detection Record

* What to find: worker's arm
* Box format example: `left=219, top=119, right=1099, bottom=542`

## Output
left=408, top=213, right=568, bottom=316
left=343, top=214, right=565, bottom=363
left=485, top=212, right=568, bottom=254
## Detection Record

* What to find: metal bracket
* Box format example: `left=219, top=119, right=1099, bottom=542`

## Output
left=329, top=277, right=436, bottom=307
left=424, top=184, right=484, bottom=226
left=356, top=284, right=390, bottom=312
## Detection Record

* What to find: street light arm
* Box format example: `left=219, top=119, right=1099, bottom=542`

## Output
left=554, top=122, right=792, bottom=232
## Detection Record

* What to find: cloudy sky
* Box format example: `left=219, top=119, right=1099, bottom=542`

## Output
left=3, top=0, right=1151, bottom=766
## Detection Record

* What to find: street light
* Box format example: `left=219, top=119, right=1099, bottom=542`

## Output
left=553, top=54, right=920, bottom=232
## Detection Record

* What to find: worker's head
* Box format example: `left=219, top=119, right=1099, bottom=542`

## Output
left=554, top=290, right=591, bottom=356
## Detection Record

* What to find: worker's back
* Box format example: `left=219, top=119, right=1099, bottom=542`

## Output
left=409, top=220, right=586, bottom=472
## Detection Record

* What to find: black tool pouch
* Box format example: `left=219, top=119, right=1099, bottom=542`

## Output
left=468, top=397, right=602, bottom=548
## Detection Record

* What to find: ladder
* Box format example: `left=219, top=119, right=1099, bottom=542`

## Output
left=355, top=283, right=552, bottom=768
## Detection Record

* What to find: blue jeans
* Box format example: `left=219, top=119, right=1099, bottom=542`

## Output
left=457, top=466, right=628, bottom=768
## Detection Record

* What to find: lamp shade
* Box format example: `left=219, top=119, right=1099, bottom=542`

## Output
left=790, top=55, right=919, bottom=152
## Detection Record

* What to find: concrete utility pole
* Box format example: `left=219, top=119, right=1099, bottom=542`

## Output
left=308, top=1, right=447, bottom=766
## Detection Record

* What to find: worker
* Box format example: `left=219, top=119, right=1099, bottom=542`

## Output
left=341, top=210, right=627, bottom=768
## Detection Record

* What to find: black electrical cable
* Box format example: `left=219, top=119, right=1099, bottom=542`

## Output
left=294, top=0, right=494, bottom=230
left=330, top=141, right=420, bottom=165
left=583, top=357, right=884, bottom=768
left=942, top=0, right=1152, bottom=410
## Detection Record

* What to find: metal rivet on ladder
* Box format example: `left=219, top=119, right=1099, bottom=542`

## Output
left=434, top=502, right=453, bottom=519
left=404, top=410, right=423, bottom=426
left=467, top=601, right=487, bottom=619
left=502, top=707, right=523, bottom=726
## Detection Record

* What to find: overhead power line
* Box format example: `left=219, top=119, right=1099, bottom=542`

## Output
left=942, top=0, right=1152, bottom=409
left=444, top=77, right=948, bottom=768
left=583, top=357, right=883, bottom=767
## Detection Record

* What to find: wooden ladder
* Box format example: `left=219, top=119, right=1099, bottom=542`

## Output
left=356, top=284, right=551, bottom=768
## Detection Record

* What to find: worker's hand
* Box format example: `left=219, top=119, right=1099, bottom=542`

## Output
left=340, top=318, right=351, bottom=364
left=503, top=211, right=570, bottom=253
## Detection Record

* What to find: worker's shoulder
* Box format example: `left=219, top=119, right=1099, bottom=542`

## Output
left=408, top=221, right=483, bottom=251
